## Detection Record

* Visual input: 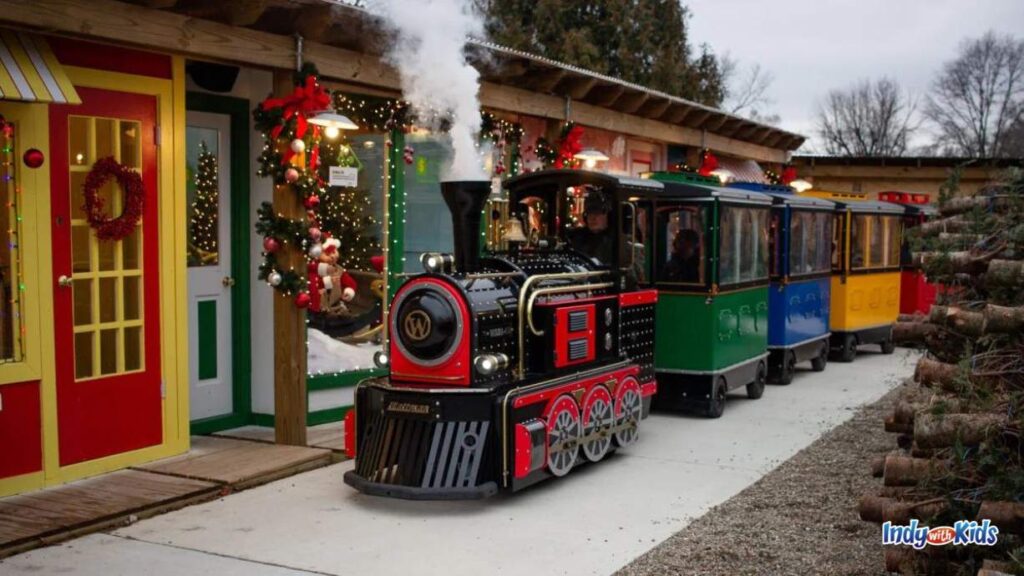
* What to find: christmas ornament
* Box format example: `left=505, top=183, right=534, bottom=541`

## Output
left=268, top=271, right=282, bottom=286
left=284, top=167, right=300, bottom=183
left=82, top=156, right=146, bottom=241
left=295, top=292, right=311, bottom=309
left=263, top=237, right=280, bottom=253
left=403, top=145, right=415, bottom=165
left=23, top=148, right=44, bottom=168
left=290, top=138, right=306, bottom=154
left=309, top=243, right=323, bottom=259
left=309, top=227, right=322, bottom=241
left=304, top=195, right=320, bottom=210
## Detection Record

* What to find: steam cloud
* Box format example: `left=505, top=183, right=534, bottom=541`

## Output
left=370, top=0, right=486, bottom=181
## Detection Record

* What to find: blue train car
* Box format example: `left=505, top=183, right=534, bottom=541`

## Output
left=730, top=183, right=834, bottom=384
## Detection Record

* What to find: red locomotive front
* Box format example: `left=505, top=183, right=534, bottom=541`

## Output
left=343, top=172, right=660, bottom=499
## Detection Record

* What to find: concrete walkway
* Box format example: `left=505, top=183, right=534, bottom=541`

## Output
left=0, top=349, right=918, bottom=576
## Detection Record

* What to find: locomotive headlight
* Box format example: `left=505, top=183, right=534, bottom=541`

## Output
left=421, top=252, right=454, bottom=274
left=373, top=350, right=390, bottom=368
left=474, top=353, right=509, bottom=375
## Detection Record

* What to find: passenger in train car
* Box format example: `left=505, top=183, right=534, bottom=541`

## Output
left=663, top=228, right=702, bottom=283
left=569, top=187, right=614, bottom=264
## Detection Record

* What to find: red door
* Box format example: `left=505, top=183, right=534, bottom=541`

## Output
left=50, top=87, right=162, bottom=466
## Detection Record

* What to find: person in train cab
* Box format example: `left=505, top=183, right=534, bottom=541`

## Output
left=569, top=188, right=614, bottom=264
left=663, top=228, right=702, bottom=282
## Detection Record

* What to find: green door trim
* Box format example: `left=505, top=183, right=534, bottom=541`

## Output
left=186, top=91, right=253, bottom=436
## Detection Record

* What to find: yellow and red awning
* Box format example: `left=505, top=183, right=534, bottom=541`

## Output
left=0, top=31, right=80, bottom=104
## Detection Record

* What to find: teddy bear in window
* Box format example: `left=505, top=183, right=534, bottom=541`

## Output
left=312, top=237, right=358, bottom=316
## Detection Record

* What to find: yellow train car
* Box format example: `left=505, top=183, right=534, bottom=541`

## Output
left=824, top=195, right=904, bottom=361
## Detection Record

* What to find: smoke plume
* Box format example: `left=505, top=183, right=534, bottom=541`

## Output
left=370, top=0, right=486, bottom=181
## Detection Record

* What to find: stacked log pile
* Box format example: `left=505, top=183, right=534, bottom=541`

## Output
left=859, top=169, right=1024, bottom=575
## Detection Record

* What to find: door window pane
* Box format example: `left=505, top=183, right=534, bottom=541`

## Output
left=100, top=328, right=118, bottom=375
left=74, top=331, right=93, bottom=379
left=69, top=116, right=89, bottom=166
left=0, top=118, right=24, bottom=362
left=186, top=127, right=220, bottom=267
left=123, top=276, right=140, bottom=320
left=120, top=121, right=141, bottom=169
left=124, top=326, right=142, bottom=371
left=73, top=279, right=93, bottom=326
left=122, top=228, right=140, bottom=270
left=95, top=118, right=115, bottom=160
left=656, top=204, right=706, bottom=285
left=99, top=277, right=117, bottom=322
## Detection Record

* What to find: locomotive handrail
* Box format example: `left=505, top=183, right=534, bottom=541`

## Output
left=525, top=282, right=615, bottom=336
left=515, top=270, right=611, bottom=377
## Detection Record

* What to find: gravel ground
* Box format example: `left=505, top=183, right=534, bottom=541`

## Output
left=617, top=386, right=901, bottom=576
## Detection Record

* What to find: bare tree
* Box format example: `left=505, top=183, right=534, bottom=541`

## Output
left=925, top=32, right=1024, bottom=157
left=721, top=55, right=777, bottom=123
left=816, top=77, right=918, bottom=156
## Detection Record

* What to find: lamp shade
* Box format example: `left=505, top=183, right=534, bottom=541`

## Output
left=308, top=111, right=359, bottom=131
left=789, top=179, right=813, bottom=193
left=573, top=148, right=610, bottom=162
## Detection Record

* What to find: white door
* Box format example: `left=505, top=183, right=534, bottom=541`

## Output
left=186, top=112, right=234, bottom=422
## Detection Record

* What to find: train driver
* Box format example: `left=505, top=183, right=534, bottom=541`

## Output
left=569, top=188, right=614, bottom=264
left=663, top=228, right=702, bottom=283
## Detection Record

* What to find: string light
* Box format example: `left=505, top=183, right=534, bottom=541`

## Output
left=0, top=116, right=25, bottom=363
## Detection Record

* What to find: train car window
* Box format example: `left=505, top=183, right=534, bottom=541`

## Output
left=566, top=185, right=614, bottom=264
left=886, top=216, right=902, bottom=267
left=832, top=213, right=844, bottom=273
left=769, top=211, right=782, bottom=278
left=789, top=211, right=833, bottom=277
left=656, top=204, right=706, bottom=287
left=851, top=214, right=869, bottom=270
left=869, top=215, right=885, bottom=267
left=719, top=206, right=770, bottom=286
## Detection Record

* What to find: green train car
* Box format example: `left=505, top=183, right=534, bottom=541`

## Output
left=638, top=172, right=773, bottom=418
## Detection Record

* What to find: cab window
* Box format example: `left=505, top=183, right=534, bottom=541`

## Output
left=789, top=210, right=833, bottom=277
left=719, top=205, right=770, bottom=286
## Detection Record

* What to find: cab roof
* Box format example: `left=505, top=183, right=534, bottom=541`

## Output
left=830, top=198, right=906, bottom=214
left=728, top=182, right=835, bottom=210
left=505, top=169, right=663, bottom=195
left=647, top=172, right=773, bottom=205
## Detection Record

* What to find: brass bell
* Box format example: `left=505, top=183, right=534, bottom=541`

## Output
left=504, top=217, right=528, bottom=243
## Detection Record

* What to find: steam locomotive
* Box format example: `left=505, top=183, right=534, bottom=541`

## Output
left=343, top=171, right=659, bottom=499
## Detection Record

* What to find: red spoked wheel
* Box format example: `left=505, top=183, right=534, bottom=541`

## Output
left=546, top=395, right=581, bottom=477
left=614, top=377, right=642, bottom=447
left=581, top=385, right=614, bottom=462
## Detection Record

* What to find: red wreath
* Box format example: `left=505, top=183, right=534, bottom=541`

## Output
left=83, top=156, right=145, bottom=241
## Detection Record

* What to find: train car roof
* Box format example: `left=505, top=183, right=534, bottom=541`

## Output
left=505, top=169, right=664, bottom=194
left=647, top=172, right=773, bottom=205
left=894, top=203, right=939, bottom=216
left=829, top=198, right=906, bottom=214
left=727, top=182, right=835, bottom=210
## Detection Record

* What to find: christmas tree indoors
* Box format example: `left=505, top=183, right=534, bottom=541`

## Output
left=188, top=141, right=219, bottom=266
left=317, top=139, right=380, bottom=271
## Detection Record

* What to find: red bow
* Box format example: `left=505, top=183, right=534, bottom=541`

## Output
left=698, top=151, right=719, bottom=176
left=261, top=75, right=330, bottom=142
left=554, top=125, right=584, bottom=169
left=780, top=166, right=797, bottom=185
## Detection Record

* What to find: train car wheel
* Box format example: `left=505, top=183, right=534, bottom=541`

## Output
left=546, top=395, right=581, bottom=477
left=811, top=343, right=829, bottom=372
left=880, top=338, right=896, bottom=355
left=747, top=361, right=767, bottom=399
left=613, top=379, right=642, bottom=447
left=837, top=334, right=857, bottom=363
left=581, top=386, right=614, bottom=462
left=704, top=376, right=727, bottom=418
left=776, top=352, right=796, bottom=385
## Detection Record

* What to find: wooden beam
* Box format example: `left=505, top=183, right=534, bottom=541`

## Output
left=292, top=3, right=336, bottom=43
left=614, top=91, right=649, bottom=114
left=683, top=110, right=713, bottom=129
left=661, top=104, right=689, bottom=124
left=525, top=68, right=566, bottom=93
left=636, top=98, right=671, bottom=119
left=479, top=82, right=789, bottom=163
left=561, top=76, right=598, bottom=100
left=272, top=70, right=308, bottom=447
left=0, top=0, right=403, bottom=91
left=585, top=84, right=625, bottom=107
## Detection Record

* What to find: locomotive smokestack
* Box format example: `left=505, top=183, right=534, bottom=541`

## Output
left=440, top=180, right=491, bottom=274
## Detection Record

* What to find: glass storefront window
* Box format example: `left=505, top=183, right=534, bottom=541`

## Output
left=402, top=133, right=454, bottom=272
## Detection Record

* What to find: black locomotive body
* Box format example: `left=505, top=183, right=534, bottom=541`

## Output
left=343, top=171, right=661, bottom=499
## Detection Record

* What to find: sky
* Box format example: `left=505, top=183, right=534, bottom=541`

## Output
left=684, top=0, right=1024, bottom=152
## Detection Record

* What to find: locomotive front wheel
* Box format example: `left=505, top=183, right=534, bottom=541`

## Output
left=704, top=376, right=727, bottom=419
left=775, top=352, right=796, bottom=385
left=581, top=386, right=615, bottom=462
left=880, top=338, right=896, bottom=355
left=613, top=379, right=642, bottom=447
left=811, top=343, right=829, bottom=372
left=546, top=395, right=581, bottom=477
left=747, top=361, right=767, bottom=399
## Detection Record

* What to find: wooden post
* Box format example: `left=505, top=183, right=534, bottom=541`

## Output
left=272, top=70, right=308, bottom=446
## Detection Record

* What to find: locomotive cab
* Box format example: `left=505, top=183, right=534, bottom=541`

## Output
left=344, top=171, right=660, bottom=500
